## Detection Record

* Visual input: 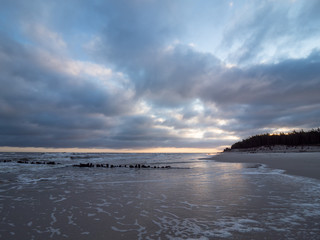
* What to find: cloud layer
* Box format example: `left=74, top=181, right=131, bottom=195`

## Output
left=0, top=0, right=319, bottom=151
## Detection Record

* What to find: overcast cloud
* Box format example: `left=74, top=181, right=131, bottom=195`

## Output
left=0, top=0, right=319, bottom=151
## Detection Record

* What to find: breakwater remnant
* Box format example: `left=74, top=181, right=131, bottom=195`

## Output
left=72, top=163, right=172, bottom=169
left=0, top=159, right=172, bottom=169
left=0, top=158, right=59, bottom=165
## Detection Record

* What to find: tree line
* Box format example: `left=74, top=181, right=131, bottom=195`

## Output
left=229, top=128, right=320, bottom=150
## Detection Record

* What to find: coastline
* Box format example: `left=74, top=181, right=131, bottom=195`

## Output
left=212, top=151, right=320, bottom=180
left=1, top=152, right=320, bottom=238
left=224, top=145, right=320, bottom=153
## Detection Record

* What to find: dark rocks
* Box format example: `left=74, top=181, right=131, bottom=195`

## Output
left=18, top=158, right=30, bottom=164
left=79, top=163, right=93, bottom=167
left=2, top=158, right=172, bottom=170
left=12, top=159, right=60, bottom=165
left=72, top=162, right=172, bottom=170
left=20, top=158, right=30, bottom=162
left=0, top=159, right=12, bottom=163
left=4, top=158, right=171, bottom=170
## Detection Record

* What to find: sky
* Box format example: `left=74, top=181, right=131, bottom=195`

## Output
left=0, top=0, right=320, bottom=153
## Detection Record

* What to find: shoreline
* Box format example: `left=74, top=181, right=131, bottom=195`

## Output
left=223, top=145, right=320, bottom=153
left=212, top=151, right=320, bottom=180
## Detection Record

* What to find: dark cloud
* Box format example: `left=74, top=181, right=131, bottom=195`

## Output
left=127, top=43, right=320, bottom=139
left=0, top=35, right=136, bottom=148
left=201, top=50, right=320, bottom=105
left=89, top=0, right=180, bottom=68
left=200, top=50, right=320, bottom=137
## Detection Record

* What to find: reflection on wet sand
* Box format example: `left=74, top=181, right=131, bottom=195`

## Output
left=0, top=153, right=320, bottom=239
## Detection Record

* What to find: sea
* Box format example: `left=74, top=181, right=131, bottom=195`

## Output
left=0, top=152, right=319, bottom=239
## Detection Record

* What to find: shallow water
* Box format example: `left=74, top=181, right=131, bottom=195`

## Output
left=0, top=152, right=319, bottom=239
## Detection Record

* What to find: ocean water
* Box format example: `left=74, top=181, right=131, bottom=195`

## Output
left=0, top=152, right=319, bottom=239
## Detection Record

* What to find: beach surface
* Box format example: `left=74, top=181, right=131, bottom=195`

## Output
left=213, top=152, right=320, bottom=180
left=1, top=152, right=320, bottom=239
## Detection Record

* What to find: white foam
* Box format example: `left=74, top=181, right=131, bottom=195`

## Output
left=180, top=201, right=199, bottom=208
left=67, top=215, right=76, bottom=225
left=241, top=164, right=286, bottom=175
left=18, top=175, right=58, bottom=184
left=111, top=226, right=129, bottom=232
left=161, top=194, right=167, bottom=200
left=13, top=196, right=29, bottom=201
left=96, top=200, right=112, bottom=208
left=47, top=226, right=61, bottom=238
left=115, top=215, right=126, bottom=220
left=54, top=197, right=67, bottom=203
left=214, top=217, right=265, bottom=234
left=202, top=229, right=232, bottom=238
left=269, top=226, right=286, bottom=232
left=48, top=194, right=67, bottom=203
left=50, top=210, right=57, bottom=225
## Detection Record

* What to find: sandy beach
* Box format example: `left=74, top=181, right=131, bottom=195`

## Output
left=213, top=152, right=320, bottom=180
left=1, top=152, right=320, bottom=239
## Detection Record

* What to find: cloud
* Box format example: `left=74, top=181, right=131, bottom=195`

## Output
left=88, top=0, right=180, bottom=67
left=221, top=0, right=320, bottom=65
left=120, top=42, right=320, bottom=139
left=0, top=30, right=139, bottom=148
left=22, top=23, right=67, bottom=53
left=0, top=0, right=319, bottom=150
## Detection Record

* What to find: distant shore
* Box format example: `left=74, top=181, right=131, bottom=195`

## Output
left=224, top=145, right=320, bottom=153
left=212, top=150, right=320, bottom=180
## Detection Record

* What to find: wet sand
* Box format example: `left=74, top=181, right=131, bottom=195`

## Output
left=213, top=152, right=320, bottom=180
left=1, top=153, right=320, bottom=239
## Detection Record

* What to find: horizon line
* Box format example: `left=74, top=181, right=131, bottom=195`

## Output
left=0, top=146, right=225, bottom=154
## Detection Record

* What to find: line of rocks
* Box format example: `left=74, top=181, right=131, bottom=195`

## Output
left=0, top=159, right=172, bottom=169
left=0, top=158, right=58, bottom=165
left=73, top=163, right=172, bottom=169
